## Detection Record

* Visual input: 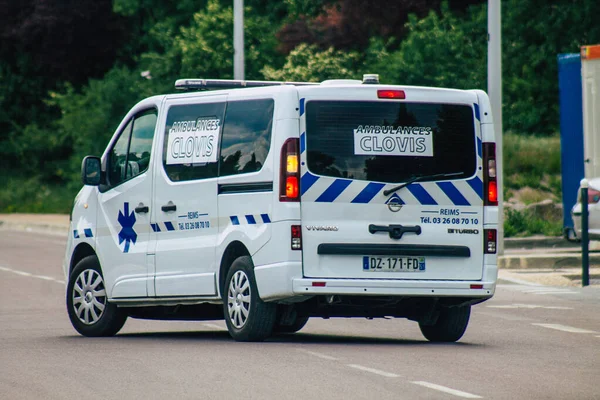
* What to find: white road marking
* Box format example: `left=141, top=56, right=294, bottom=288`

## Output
left=532, top=323, right=597, bottom=334
left=497, top=277, right=543, bottom=286
left=522, top=288, right=577, bottom=295
left=0, top=265, right=65, bottom=285
left=347, top=364, right=400, bottom=378
left=487, top=304, right=573, bottom=310
left=528, top=291, right=577, bottom=295
left=203, top=323, right=225, bottom=330
left=531, top=292, right=577, bottom=295
left=296, top=349, right=338, bottom=361
left=498, top=284, right=578, bottom=295
left=412, top=381, right=482, bottom=399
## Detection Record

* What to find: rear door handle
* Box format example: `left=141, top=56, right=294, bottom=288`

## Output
left=369, top=224, right=421, bottom=240
left=135, top=204, right=149, bottom=214
left=161, top=203, right=177, bottom=212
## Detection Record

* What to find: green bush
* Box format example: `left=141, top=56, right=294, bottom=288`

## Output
left=503, top=133, right=562, bottom=198
left=503, top=133, right=561, bottom=176
left=504, top=208, right=563, bottom=238
left=0, top=173, right=77, bottom=213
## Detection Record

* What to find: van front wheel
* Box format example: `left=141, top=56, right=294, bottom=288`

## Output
left=66, top=256, right=127, bottom=337
left=419, top=305, right=471, bottom=342
left=223, top=256, right=276, bottom=341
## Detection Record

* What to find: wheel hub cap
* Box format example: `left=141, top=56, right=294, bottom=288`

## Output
left=227, top=270, right=251, bottom=329
left=72, top=269, right=107, bottom=325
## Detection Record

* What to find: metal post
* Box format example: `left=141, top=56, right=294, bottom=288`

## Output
left=488, top=0, right=503, bottom=254
left=581, top=178, right=590, bottom=286
left=233, top=0, right=245, bottom=80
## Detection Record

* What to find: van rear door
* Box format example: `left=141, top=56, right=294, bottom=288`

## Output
left=298, top=86, right=485, bottom=280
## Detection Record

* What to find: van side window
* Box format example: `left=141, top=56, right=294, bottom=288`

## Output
left=163, top=102, right=226, bottom=182
left=219, top=99, right=274, bottom=177
left=107, top=109, right=157, bottom=188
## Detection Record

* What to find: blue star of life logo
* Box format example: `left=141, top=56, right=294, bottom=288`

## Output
left=118, top=202, right=137, bottom=253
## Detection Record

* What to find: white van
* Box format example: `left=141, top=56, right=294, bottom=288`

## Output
left=64, top=75, right=499, bottom=342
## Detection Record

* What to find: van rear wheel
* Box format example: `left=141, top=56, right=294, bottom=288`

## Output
left=419, top=305, right=471, bottom=342
left=223, top=256, right=276, bottom=341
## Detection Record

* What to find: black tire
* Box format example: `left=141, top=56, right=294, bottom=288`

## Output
left=419, top=305, right=471, bottom=343
left=274, top=315, right=309, bottom=334
left=66, top=255, right=127, bottom=337
left=223, top=256, right=276, bottom=342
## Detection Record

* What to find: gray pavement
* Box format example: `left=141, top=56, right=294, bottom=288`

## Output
left=1, top=213, right=598, bottom=287
left=1, top=228, right=599, bottom=400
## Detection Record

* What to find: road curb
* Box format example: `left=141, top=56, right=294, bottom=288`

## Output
left=0, top=218, right=69, bottom=236
left=498, top=252, right=600, bottom=269
left=504, top=236, right=574, bottom=250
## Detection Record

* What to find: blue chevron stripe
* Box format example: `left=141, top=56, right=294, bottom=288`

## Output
left=437, top=182, right=470, bottom=206
left=351, top=182, right=385, bottom=204
left=299, top=98, right=305, bottom=116
left=477, top=137, right=482, bottom=158
left=301, top=172, right=319, bottom=195
left=245, top=215, right=256, bottom=224
left=300, top=132, right=306, bottom=154
left=164, top=222, right=175, bottom=231
left=407, top=184, right=438, bottom=205
left=467, top=176, right=484, bottom=199
left=474, top=103, right=480, bottom=121
left=315, top=179, right=352, bottom=202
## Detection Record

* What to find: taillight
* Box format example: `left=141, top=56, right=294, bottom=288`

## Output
left=280, top=138, right=300, bottom=202
left=483, top=143, right=498, bottom=206
left=484, top=229, right=497, bottom=254
left=291, top=224, right=302, bottom=250
left=587, top=189, right=600, bottom=204
left=377, top=89, right=406, bottom=99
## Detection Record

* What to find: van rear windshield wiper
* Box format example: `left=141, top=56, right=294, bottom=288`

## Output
left=383, top=172, right=464, bottom=197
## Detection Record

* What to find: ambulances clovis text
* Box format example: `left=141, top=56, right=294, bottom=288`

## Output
left=166, top=118, right=220, bottom=165
left=353, top=125, right=433, bottom=157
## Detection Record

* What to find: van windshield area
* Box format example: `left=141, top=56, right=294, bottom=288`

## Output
left=305, top=101, right=477, bottom=183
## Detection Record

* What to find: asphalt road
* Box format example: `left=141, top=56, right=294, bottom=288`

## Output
left=1, top=229, right=599, bottom=400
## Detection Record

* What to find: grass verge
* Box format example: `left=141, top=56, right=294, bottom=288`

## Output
left=0, top=174, right=78, bottom=214
left=504, top=208, right=563, bottom=238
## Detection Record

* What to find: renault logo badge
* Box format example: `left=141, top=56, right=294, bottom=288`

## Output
left=385, top=193, right=404, bottom=212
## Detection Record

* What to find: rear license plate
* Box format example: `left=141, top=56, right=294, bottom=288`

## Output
left=362, top=256, right=426, bottom=272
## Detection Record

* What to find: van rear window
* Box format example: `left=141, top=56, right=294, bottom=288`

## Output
left=305, top=101, right=476, bottom=183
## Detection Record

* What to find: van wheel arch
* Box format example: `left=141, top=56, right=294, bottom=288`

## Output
left=70, top=243, right=97, bottom=275
left=218, top=241, right=251, bottom=297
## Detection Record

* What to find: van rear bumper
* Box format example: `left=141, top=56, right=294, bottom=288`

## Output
left=255, top=260, right=497, bottom=301
left=293, top=278, right=495, bottom=298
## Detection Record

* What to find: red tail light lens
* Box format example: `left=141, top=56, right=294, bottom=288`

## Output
left=483, top=143, right=498, bottom=206
left=484, top=229, right=497, bottom=254
left=286, top=176, right=299, bottom=198
left=280, top=138, right=300, bottom=202
left=377, top=89, right=406, bottom=99
left=488, top=180, right=498, bottom=204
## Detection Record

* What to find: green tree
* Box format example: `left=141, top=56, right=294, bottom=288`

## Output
left=369, top=0, right=600, bottom=135
left=141, top=0, right=282, bottom=82
left=262, top=43, right=361, bottom=82
left=370, top=3, right=486, bottom=92
left=52, top=66, right=159, bottom=186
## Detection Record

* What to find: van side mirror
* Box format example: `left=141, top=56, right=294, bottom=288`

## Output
left=81, top=156, right=103, bottom=186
